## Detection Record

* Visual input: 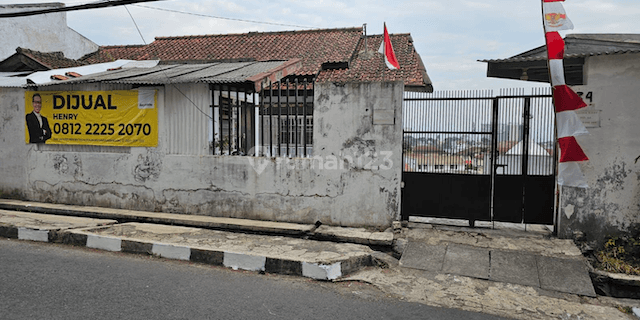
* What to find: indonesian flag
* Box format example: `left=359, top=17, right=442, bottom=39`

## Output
left=543, top=0, right=589, bottom=188
left=378, top=23, right=400, bottom=70
left=543, top=0, right=574, bottom=31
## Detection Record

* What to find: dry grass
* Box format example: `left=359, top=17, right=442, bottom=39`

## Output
left=595, top=235, right=640, bottom=275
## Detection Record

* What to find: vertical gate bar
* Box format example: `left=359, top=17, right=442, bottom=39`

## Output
left=209, top=85, right=216, bottom=155
left=521, top=97, right=531, bottom=224
left=416, top=91, right=419, bottom=167
left=236, top=89, right=240, bottom=154
left=414, top=91, right=419, bottom=170
left=303, top=79, right=308, bottom=157
left=415, top=91, right=420, bottom=171
left=227, top=86, right=231, bottom=155
left=490, top=97, right=500, bottom=226
left=260, top=85, right=264, bottom=156
left=218, top=86, right=223, bottom=155
left=285, top=79, right=290, bottom=157
left=269, top=83, right=273, bottom=157
left=295, top=78, right=299, bottom=157
left=244, top=92, right=248, bottom=155
left=403, top=91, right=407, bottom=173
left=550, top=86, right=560, bottom=234
left=277, top=81, right=282, bottom=157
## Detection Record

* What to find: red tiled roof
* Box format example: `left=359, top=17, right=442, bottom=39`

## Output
left=18, top=47, right=86, bottom=69
left=80, top=45, right=148, bottom=64
left=82, top=28, right=363, bottom=75
left=315, top=33, right=432, bottom=90
left=77, top=27, right=431, bottom=89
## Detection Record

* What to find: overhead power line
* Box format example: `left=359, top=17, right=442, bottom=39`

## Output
left=132, top=4, right=316, bottom=29
left=0, top=0, right=162, bottom=18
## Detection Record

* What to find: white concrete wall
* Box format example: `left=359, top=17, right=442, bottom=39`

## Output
left=0, top=87, right=29, bottom=197
left=558, top=52, right=640, bottom=243
left=0, top=4, right=98, bottom=61
left=0, top=81, right=404, bottom=228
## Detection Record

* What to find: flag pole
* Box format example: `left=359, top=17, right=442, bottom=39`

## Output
left=540, top=0, right=560, bottom=236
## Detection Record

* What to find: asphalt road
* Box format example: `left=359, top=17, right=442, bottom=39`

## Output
left=0, top=238, right=509, bottom=320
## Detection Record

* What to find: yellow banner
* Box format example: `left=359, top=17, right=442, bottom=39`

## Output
left=25, top=90, right=158, bottom=147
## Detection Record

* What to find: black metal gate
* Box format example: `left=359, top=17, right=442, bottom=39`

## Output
left=401, top=88, right=556, bottom=225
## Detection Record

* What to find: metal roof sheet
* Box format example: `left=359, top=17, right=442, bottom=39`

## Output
left=32, top=60, right=291, bottom=87
left=479, top=33, right=640, bottom=63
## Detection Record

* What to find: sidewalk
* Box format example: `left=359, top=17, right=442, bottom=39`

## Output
left=1, top=199, right=639, bottom=320
left=0, top=200, right=385, bottom=280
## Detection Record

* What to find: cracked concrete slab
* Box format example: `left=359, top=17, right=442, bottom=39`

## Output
left=490, top=250, right=540, bottom=288
left=344, top=267, right=630, bottom=320
left=442, top=244, right=490, bottom=280
left=313, top=225, right=394, bottom=246
left=537, top=255, right=597, bottom=297
left=402, top=226, right=582, bottom=258
left=399, top=241, right=446, bottom=272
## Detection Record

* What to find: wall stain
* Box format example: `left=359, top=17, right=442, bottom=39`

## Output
left=561, top=159, right=635, bottom=244
left=134, top=152, right=162, bottom=182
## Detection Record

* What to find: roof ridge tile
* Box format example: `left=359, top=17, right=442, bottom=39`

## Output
left=154, top=27, right=363, bottom=41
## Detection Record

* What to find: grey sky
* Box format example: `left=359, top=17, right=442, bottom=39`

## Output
left=4, top=0, right=640, bottom=91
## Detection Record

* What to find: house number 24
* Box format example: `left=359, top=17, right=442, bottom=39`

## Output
left=576, top=91, right=593, bottom=103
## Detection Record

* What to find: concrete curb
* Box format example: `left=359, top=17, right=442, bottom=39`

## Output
left=1, top=224, right=372, bottom=280
left=0, top=225, right=57, bottom=243
left=0, top=199, right=394, bottom=248
left=0, top=200, right=315, bottom=236
left=49, top=227, right=373, bottom=281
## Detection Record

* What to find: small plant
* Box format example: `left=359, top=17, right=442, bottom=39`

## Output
left=595, top=232, right=640, bottom=275
left=616, top=305, right=633, bottom=314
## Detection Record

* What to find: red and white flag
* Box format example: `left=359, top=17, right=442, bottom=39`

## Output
left=543, top=1, right=589, bottom=188
left=543, top=0, right=574, bottom=31
left=378, top=23, right=400, bottom=70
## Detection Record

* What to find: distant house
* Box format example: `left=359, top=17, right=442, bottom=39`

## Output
left=0, top=47, right=87, bottom=73
left=409, top=153, right=468, bottom=173
left=482, top=33, right=640, bottom=244
left=484, top=139, right=552, bottom=175
left=0, top=3, right=98, bottom=61
left=413, top=145, right=443, bottom=154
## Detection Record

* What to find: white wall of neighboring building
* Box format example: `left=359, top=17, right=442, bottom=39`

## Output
left=0, top=3, right=98, bottom=61
left=559, top=52, right=640, bottom=243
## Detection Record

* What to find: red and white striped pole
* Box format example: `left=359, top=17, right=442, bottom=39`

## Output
left=542, top=0, right=589, bottom=188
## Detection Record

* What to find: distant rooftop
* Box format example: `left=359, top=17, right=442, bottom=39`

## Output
left=480, top=34, right=640, bottom=85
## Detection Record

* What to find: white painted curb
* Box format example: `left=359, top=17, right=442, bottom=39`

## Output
left=302, top=262, right=342, bottom=280
left=223, top=252, right=266, bottom=271
left=86, top=235, right=122, bottom=252
left=152, top=243, right=190, bottom=260
left=18, top=228, right=49, bottom=242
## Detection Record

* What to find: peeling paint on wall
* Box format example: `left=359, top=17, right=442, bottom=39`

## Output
left=53, top=154, right=82, bottom=177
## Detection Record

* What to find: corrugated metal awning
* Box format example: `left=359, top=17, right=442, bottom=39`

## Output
left=30, top=59, right=302, bottom=92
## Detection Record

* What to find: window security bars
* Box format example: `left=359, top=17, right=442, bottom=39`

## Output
left=210, top=78, right=314, bottom=157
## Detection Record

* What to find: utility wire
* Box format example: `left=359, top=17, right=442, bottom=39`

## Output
left=132, top=4, right=316, bottom=29
left=0, top=0, right=162, bottom=18
left=123, top=5, right=213, bottom=120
